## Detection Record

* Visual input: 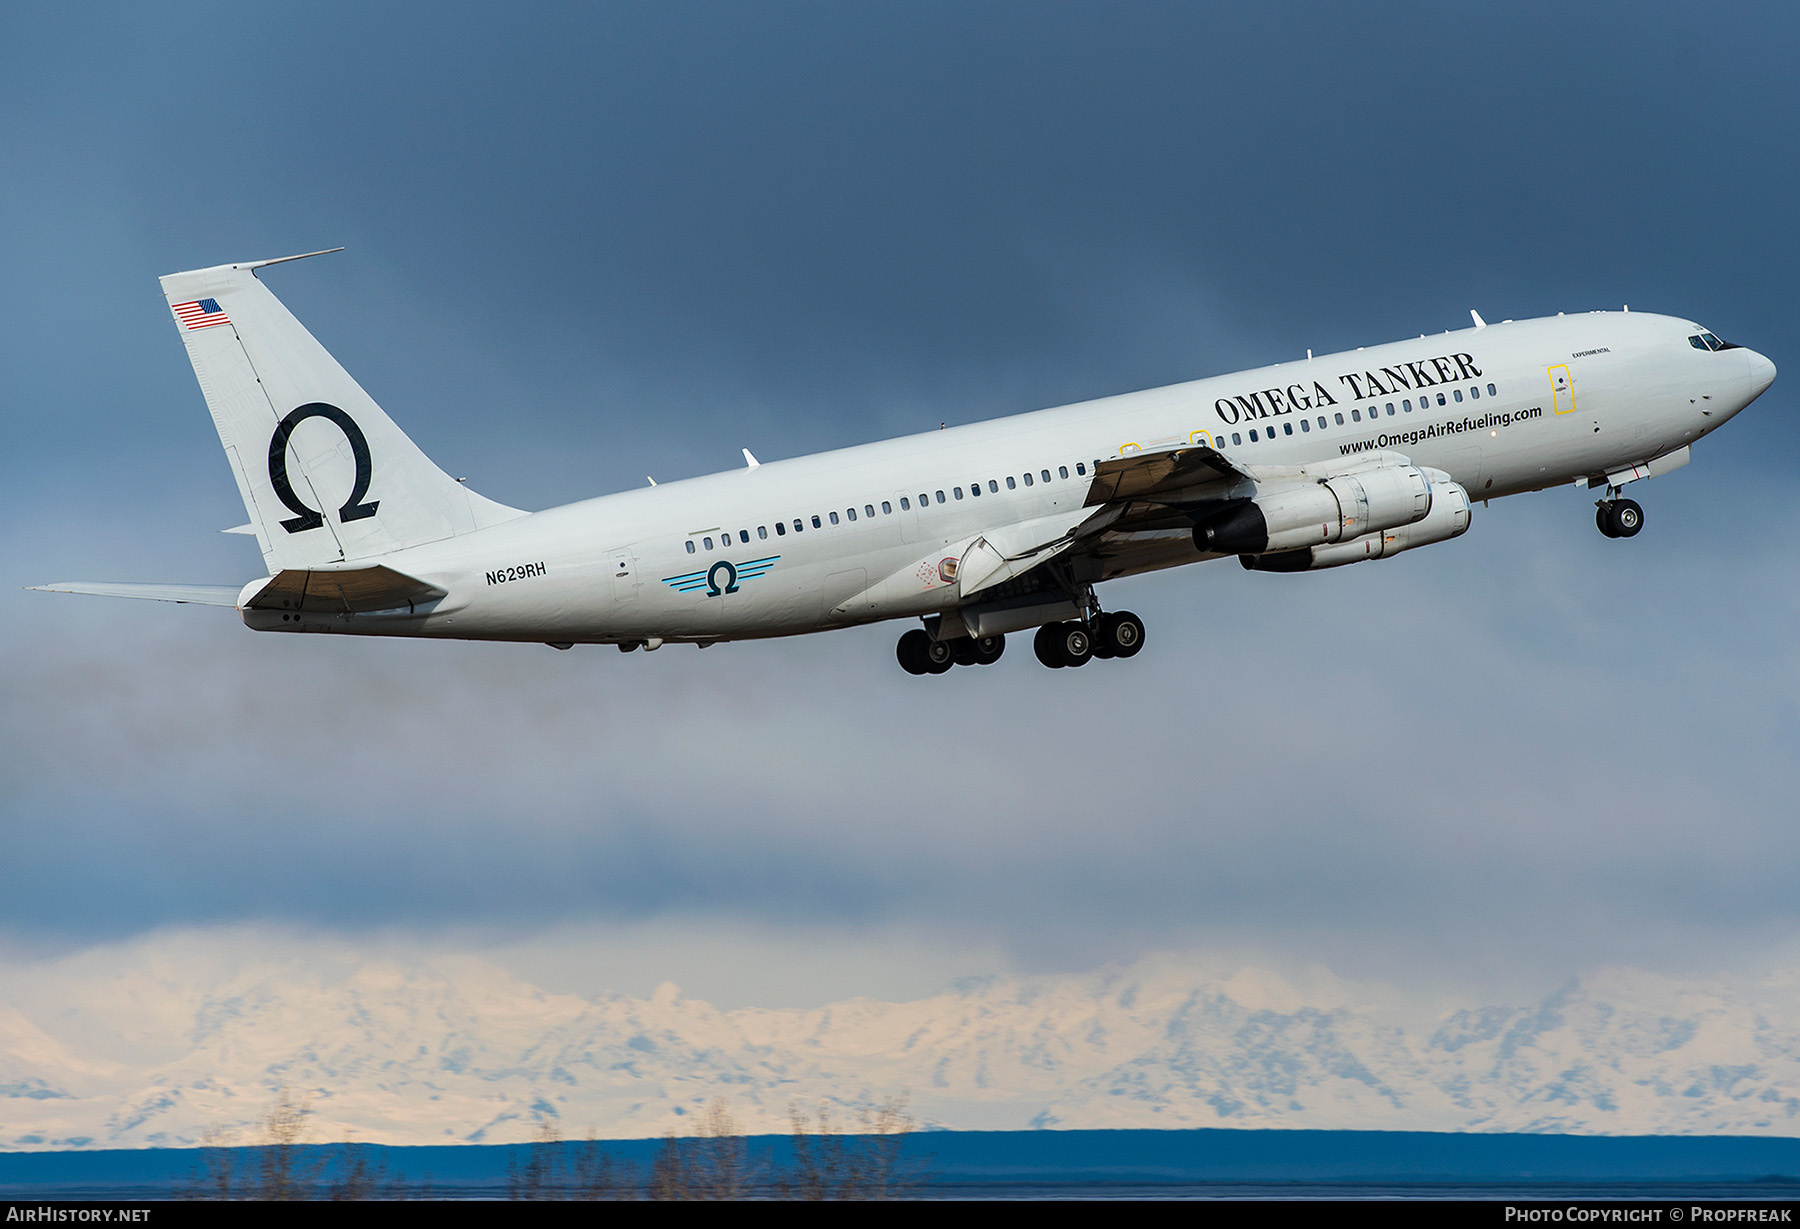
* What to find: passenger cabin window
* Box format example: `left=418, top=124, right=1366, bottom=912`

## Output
left=686, top=540, right=696, bottom=554
left=758, top=526, right=767, bottom=539
left=1022, top=473, right=1033, bottom=486
left=970, top=483, right=981, bottom=497
left=1041, top=470, right=1052, bottom=483
left=1076, top=462, right=1087, bottom=475
left=1351, top=409, right=1361, bottom=422
left=866, top=504, right=875, bottom=517
left=1487, top=383, right=1496, bottom=396
left=704, top=536, right=714, bottom=549
left=775, top=522, right=786, bottom=536
left=1058, top=466, right=1069, bottom=478
left=1300, top=419, right=1310, bottom=432
left=1436, top=393, right=1446, bottom=406
left=882, top=501, right=891, bottom=514
left=1283, top=423, right=1293, bottom=435
left=1231, top=433, right=1241, bottom=445
left=1316, top=417, right=1326, bottom=430
left=1403, top=399, right=1412, bottom=411
left=812, top=515, right=822, bottom=528
left=846, top=508, right=856, bottom=521
left=954, top=487, right=964, bottom=500
left=1006, top=476, right=1016, bottom=490
left=1334, top=413, right=1344, bottom=426
left=739, top=530, right=749, bottom=543
left=828, top=512, right=839, bottom=525
left=1453, top=389, right=1463, bottom=403
left=1470, top=386, right=1479, bottom=399
left=936, top=490, right=946, bottom=503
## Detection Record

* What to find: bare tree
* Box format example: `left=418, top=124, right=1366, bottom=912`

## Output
left=647, top=1099, right=753, bottom=1199
left=783, top=1095, right=919, bottom=1200
left=508, top=1117, right=562, bottom=1199
left=253, top=1086, right=320, bottom=1200
left=179, top=1126, right=239, bottom=1200
left=326, top=1135, right=408, bottom=1200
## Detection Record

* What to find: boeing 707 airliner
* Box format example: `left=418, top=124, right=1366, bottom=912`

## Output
left=35, top=252, right=1777, bottom=673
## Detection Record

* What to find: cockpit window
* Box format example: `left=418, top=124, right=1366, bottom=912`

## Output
left=1690, top=330, right=1741, bottom=352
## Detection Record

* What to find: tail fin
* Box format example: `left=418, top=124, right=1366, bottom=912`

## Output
left=159, top=252, right=524, bottom=571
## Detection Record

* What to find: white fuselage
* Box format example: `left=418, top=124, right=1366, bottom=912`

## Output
left=244, top=311, right=1774, bottom=644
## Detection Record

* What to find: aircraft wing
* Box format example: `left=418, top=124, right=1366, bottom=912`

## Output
left=27, top=581, right=243, bottom=606
left=956, top=446, right=1248, bottom=599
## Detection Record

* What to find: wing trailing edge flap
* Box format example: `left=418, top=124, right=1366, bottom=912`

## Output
left=957, top=504, right=1123, bottom=599
left=242, top=564, right=447, bottom=614
left=1084, top=443, right=1250, bottom=507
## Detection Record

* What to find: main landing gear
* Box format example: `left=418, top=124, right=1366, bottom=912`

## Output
left=895, top=611, right=1146, bottom=674
left=1032, top=611, right=1146, bottom=669
left=1595, top=492, right=1644, bottom=539
left=896, top=628, right=1004, bottom=675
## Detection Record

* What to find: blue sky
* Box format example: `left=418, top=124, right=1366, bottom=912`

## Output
left=3, top=1, right=1799, bottom=1008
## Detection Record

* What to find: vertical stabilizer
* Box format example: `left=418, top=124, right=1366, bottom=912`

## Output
left=159, top=255, right=524, bottom=571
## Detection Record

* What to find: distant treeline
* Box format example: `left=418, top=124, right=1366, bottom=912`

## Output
left=179, top=1090, right=920, bottom=1200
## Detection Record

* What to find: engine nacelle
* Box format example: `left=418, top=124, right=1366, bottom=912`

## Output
left=1242, top=472, right=1471, bottom=571
left=1194, top=463, right=1433, bottom=555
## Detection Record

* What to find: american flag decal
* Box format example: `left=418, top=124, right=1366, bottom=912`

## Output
left=172, top=298, right=232, bottom=330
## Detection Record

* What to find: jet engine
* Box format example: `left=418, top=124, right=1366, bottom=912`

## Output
left=1192, top=463, right=1434, bottom=555
left=1241, top=471, right=1471, bottom=571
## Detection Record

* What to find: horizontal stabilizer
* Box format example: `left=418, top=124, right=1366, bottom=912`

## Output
left=28, top=581, right=243, bottom=606
left=242, top=565, right=446, bottom=614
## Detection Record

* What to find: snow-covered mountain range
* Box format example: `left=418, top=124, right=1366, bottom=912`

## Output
left=4, top=940, right=1798, bottom=1149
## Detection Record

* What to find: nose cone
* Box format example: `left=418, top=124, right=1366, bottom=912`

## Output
left=1747, top=348, right=1777, bottom=398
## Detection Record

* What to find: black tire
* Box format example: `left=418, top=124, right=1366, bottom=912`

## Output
left=896, top=629, right=932, bottom=675
left=973, top=634, right=1005, bottom=666
left=1596, top=504, right=1617, bottom=538
left=1033, top=623, right=1066, bottom=668
left=924, top=637, right=955, bottom=674
left=952, top=637, right=981, bottom=667
left=1101, top=611, right=1146, bottom=659
left=1057, top=622, right=1095, bottom=668
left=1609, top=498, right=1644, bottom=538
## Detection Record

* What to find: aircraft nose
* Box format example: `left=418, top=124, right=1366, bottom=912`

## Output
left=1747, top=348, right=1777, bottom=397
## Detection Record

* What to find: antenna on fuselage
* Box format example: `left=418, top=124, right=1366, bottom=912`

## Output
left=742, top=448, right=760, bottom=469
left=1471, top=310, right=1487, bottom=329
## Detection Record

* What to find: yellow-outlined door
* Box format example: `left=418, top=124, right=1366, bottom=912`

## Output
left=1548, top=365, right=1575, bottom=414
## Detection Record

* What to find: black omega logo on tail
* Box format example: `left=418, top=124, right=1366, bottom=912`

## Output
left=268, top=403, right=380, bottom=533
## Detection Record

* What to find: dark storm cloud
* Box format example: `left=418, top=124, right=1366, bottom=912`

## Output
left=3, top=1, right=1798, bottom=991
